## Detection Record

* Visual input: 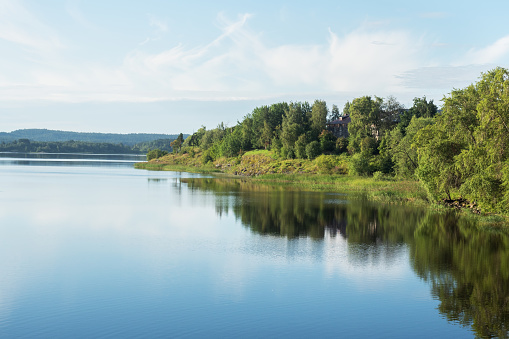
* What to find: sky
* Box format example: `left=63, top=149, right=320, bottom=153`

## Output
left=1, top=0, right=509, bottom=134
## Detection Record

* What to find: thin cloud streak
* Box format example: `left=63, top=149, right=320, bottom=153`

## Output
left=461, top=35, right=509, bottom=65
left=0, top=6, right=507, bottom=105
left=0, top=0, right=63, bottom=53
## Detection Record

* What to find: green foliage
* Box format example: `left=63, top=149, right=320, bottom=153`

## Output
left=349, top=153, right=374, bottom=176
left=295, top=134, right=307, bottom=159
left=385, top=116, right=434, bottom=178
left=314, top=154, right=348, bottom=174
left=360, top=136, right=378, bottom=156
left=330, top=104, right=340, bottom=121
left=305, top=141, right=321, bottom=159
left=147, top=149, right=168, bottom=160
left=342, top=101, right=351, bottom=116
left=202, top=149, right=214, bottom=164
left=218, top=127, right=243, bottom=158
left=281, top=102, right=311, bottom=154
left=150, top=68, right=508, bottom=214
left=0, top=139, right=146, bottom=154
left=372, top=171, right=391, bottom=181
left=271, top=135, right=283, bottom=155
left=380, top=95, right=404, bottom=133
left=335, top=137, right=348, bottom=154
left=310, top=99, right=328, bottom=139
left=347, top=96, right=383, bottom=153
left=319, top=130, right=336, bottom=153
left=0, top=129, right=184, bottom=146
left=188, top=127, right=206, bottom=147
left=398, top=97, right=437, bottom=134
left=170, top=133, right=184, bottom=153
left=259, top=121, right=272, bottom=149
left=413, top=67, right=509, bottom=212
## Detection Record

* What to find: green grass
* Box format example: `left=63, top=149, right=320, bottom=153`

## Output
left=251, top=173, right=429, bottom=204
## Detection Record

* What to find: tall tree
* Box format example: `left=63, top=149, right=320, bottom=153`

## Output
left=347, top=96, right=383, bottom=153
left=330, top=104, right=341, bottom=121
left=380, top=96, right=404, bottom=133
left=310, top=99, right=328, bottom=140
left=414, top=67, right=509, bottom=212
left=170, top=133, right=184, bottom=153
left=399, top=97, right=438, bottom=134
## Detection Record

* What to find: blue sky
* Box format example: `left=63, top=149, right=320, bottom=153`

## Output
left=1, top=0, right=509, bottom=133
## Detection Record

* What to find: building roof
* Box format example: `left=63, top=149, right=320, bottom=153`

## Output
left=327, top=115, right=351, bottom=125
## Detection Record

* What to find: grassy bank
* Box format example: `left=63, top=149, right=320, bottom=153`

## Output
left=135, top=149, right=427, bottom=204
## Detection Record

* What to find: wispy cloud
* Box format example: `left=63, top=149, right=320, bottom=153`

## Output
left=140, top=15, right=168, bottom=45
left=461, top=35, right=509, bottom=65
left=0, top=6, right=505, bottom=106
left=0, top=0, right=63, bottom=53
left=66, top=0, right=98, bottom=31
left=123, top=14, right=423, bottom=100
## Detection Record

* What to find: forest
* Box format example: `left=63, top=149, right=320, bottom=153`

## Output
left=164, top=67, right=509, bottom=214
left=0, top=138, right=178, bottom=154
left=0, top=129, right=184, bottom=146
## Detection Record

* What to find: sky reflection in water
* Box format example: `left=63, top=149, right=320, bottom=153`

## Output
left=0, top=155, right=506, bottom=338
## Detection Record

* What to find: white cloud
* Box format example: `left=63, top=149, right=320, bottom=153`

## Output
left=121, top=15, right=423, bottom=100
left=462, top=35, right=509, bottom=65
left=1, top=7, right=496, bottom=106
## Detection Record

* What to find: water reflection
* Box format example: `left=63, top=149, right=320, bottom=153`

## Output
left=180, top=177, right=509, bottom=338
left=0, top=152, right=145, bottom=167
left=412, top=213, right=509, bottom=338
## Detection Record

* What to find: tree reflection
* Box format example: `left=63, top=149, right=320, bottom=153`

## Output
left=180, top=177, right=509, bottom=338
left=411, top=212, right=509, bottom=338
left=181, top=177, right=423, bottom=241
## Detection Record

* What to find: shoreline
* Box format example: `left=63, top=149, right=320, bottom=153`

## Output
left=134, top=154, right=508, bottom=231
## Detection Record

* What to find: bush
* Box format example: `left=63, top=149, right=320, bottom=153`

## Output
left=305, top=141, right=321, bottom=159
left=295, top=134, right=307, bottom=159
left=202, top=149, right=214, bottom=164
left=271, top=137, right=282, bottom=155
left=315, top=155, right=348, bottom=174
left=336, top=137, right=348, bottom=154
left=319, top=130, right=336, bottom=153
left=372, top=171, right=393, bottom=181
left=349, top=153, right=373, bottom=176
left=147, top=149, right=168, bottom=161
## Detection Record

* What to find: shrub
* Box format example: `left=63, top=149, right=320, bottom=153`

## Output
left=305, top=141, right=321, bottom=159
left=336, top=137, right=348, bottom=154
left=349, top=153, right=373, bottom=176
left=295, top=134, right=307, bottom=159
left=319, top=130, right=336, bottom=153
left=202, top=149, right=214, bottom=164
left=147, top=149, right=168, bottom=161
left=315, top=155, right=348, bottom=174
left=372, top=171, right=393, bottom=181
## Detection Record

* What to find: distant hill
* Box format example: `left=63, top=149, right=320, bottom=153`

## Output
left=0, top=129, right=188, bottom=146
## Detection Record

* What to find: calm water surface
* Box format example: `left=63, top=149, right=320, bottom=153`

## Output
left=0, top=153, right=507, bottom=338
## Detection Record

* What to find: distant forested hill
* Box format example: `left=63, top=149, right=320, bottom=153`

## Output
left=0, top=129, right=187, bottom=146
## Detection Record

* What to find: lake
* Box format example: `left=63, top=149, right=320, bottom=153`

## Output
left=0, top=153, right=507, bottom=338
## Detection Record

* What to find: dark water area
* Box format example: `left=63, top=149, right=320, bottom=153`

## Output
left=0, top=154, right=507, bottom=338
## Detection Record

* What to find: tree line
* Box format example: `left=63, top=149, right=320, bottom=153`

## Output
left=0, top=138, right=178, bottom=154
left=170, top=68, right=508, bottom=213
left=0, top=129, right=184, bottom=146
